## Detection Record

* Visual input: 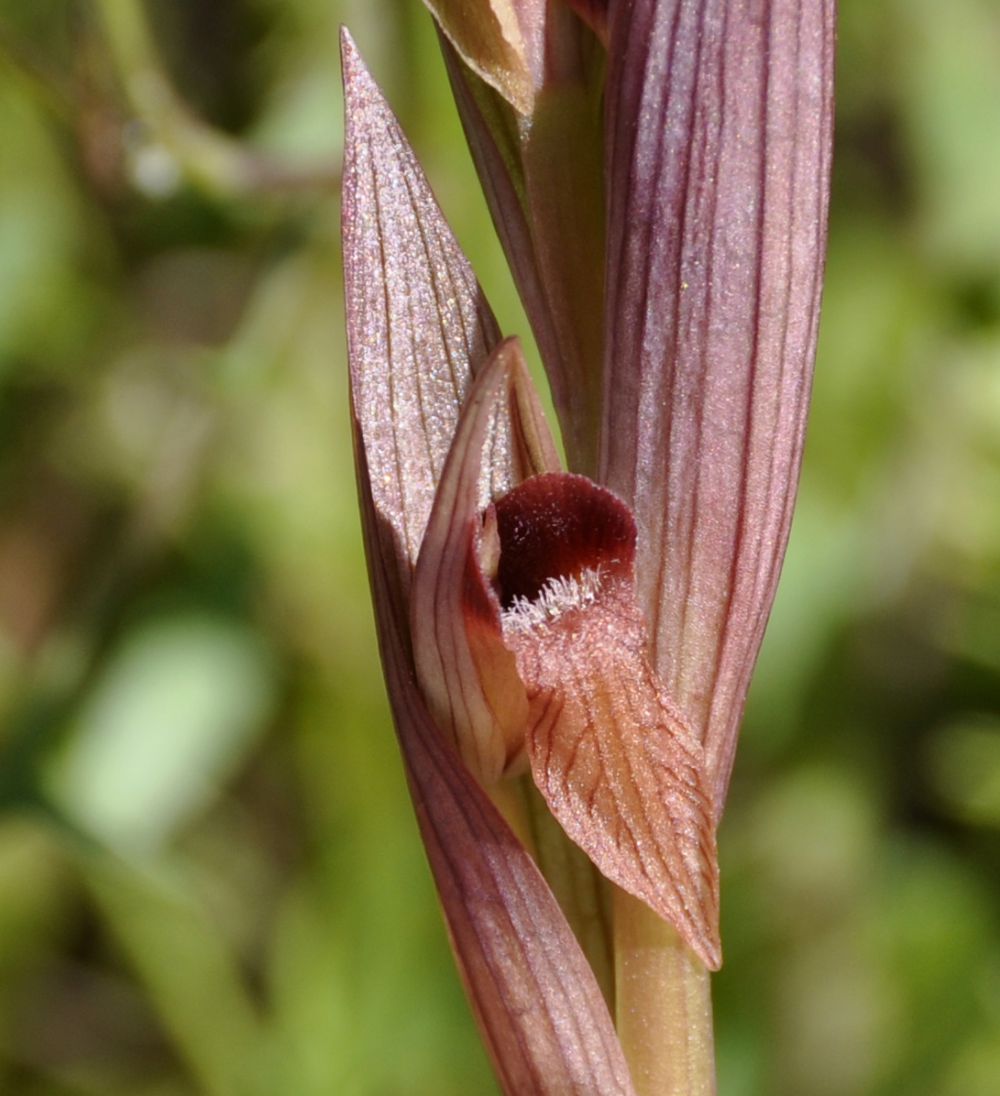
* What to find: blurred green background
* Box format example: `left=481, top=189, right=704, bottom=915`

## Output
left=0, top=1, right=998, bottom=1093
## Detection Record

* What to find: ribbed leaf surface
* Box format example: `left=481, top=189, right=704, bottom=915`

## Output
left=600, top=0, right=836, bottom=811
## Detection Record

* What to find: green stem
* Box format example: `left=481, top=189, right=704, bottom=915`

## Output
left=93, top=0, right=339, bottom=197
left=613, top=889, right=716, bottom=1096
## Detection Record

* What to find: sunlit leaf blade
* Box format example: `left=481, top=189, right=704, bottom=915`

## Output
left=411, top=337, right=559, bottom=784
left=493, top=475, right=721, bottom=968
left=342, top=32, right=635, bottom=1093
left=600, top=0, right=836, bottom=812
left=341, top=30, right=500, bottom=611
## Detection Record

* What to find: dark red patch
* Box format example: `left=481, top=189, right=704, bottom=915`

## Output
left=492, top=474, right=636, bottom=609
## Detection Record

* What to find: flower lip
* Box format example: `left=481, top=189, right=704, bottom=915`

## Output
left=491, top=473, right=636, bottom=612
left=481, top=474, right=721, bottom=969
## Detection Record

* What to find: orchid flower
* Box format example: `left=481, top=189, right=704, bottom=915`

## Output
left=341, top=0, right=833, bottom=1091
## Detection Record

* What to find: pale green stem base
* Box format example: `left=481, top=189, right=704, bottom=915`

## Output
left=490, top=778, right=614, bottom=1004
left=614, top=889, right=716, bottom=1096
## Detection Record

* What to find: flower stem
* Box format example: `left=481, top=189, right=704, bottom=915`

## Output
left=613, top=888, right=716, bottom=1096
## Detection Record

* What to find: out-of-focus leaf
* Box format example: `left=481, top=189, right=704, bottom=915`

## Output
left=46, top=614, right=275, bottom=854
left=0, top=88, right=88, bottom=368
left=925, top=715, right=1000, bottom=828
left=600, top=0, right=835, bottom=812
left=898, top=0, right=1000, bottom=271
left=82, top=851, right=267, bottom=1096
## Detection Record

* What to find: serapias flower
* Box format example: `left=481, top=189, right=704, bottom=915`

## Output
left=341, top=0, right=833, bottom=1089
left=410, top=338, right=720, bottom=966
left=341, top=36, right=634, bottom=1092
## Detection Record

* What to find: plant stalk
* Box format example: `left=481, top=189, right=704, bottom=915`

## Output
left=613, top=888, right=716, bottom=1096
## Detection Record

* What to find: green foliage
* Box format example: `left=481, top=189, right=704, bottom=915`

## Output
left=0, top=1, right=997, bottom=1093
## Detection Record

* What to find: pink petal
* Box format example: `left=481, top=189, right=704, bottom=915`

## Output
left=411, top=337, right=560, bottom=784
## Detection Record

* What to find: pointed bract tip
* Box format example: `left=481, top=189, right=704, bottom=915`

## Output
left=340, top=26, right=381, bottom=111
left=340, top=27, right=366, bottom=117
left=339, top=25, right=357, bottom=67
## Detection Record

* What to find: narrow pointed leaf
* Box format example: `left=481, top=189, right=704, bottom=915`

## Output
left=342, top=29, right=501, bottom=609
left=342, top=32, right=635, bottom=1093
left=493, top=475, right=721, bottom=968
left=600, top=0, right=836, bottom=811
left=411, top=337, right=559, bottom=784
